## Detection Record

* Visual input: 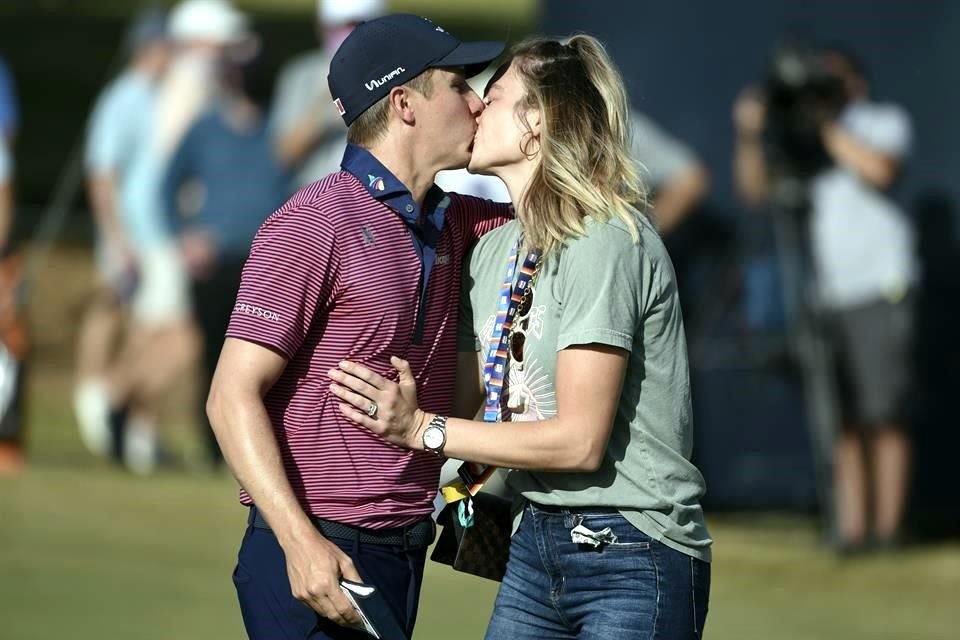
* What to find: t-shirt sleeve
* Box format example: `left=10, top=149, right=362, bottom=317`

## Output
left=0, top=138, right=10, bottom=184
left=630, top=111, right=697, bottom=190
left=457, top=248, right=482, bottom=353
left=226, top=201, right=341, bottom=359
left=556, top=222, right=643, bottom=352
left=855, top=104, right=913, bottom=158
left=84, top=88, right=127, bottom=174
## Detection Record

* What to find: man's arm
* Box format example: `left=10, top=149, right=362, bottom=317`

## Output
left=652, top=163, right=709, bottom=234
left=207, top=337, right=361, bottom=627
left=732, top=87, right=770, bottom=207
left=86, top=173, right=135, bottom=273
left=270, top=60, right=341, bottom=171
left=0, top=179, right=11, bottom=253
left=274, top=103, right=338, bottom=170
left=822, top=123, right=901, bottom=190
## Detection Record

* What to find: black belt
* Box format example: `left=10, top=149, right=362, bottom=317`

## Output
left=248, top=506, right=435, bottom=550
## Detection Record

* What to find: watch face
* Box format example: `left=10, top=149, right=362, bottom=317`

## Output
left=423, top=426, right=444, bottom=450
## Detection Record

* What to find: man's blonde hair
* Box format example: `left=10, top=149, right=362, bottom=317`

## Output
left=346, top=69, right=437, bottom=147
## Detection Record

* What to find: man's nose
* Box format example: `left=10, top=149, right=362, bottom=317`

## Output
left=468, top=89, right=485, bottom=117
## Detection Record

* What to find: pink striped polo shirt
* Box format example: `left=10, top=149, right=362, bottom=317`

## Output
left=227, top=147, right=511, bottom=529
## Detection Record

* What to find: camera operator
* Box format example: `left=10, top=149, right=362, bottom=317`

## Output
left=733, top=48, right=915, bottom=554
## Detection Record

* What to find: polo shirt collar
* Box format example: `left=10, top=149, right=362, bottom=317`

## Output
left=340, top=143, right=448, bottom=226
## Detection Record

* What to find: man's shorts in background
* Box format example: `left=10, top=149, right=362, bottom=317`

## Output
left=829, top=293, right=914, bottom=429
left=130, top=242, right=191, bottom=327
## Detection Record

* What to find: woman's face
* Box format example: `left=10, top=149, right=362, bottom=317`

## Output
left=468, top=61, right=539, bottom=176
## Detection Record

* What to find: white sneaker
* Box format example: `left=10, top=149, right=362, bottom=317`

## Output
left=73, top=380, right=111, bottom=457
left=123, top=418, right=158, bottom=476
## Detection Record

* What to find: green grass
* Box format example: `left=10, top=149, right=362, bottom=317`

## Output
left=3, top=372, right=959, bottom=639
left=2, top=249, right=958, bottom=639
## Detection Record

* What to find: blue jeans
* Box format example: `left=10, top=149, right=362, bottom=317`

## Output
left=486, top=503, right=710, bottom=639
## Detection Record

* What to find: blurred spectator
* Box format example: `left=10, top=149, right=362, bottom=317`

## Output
left=0, top=54, right=17, bottom=141
left=0, top=137, right=11, bottom=250
left=270, top=0, right=384, bottom=189
left=631, top=111, right=709, bottom=235
left=733, top=48, right=915, bottom=553
left=96, top=0, right=253, bottom=474
left=163, top=47, right=287, bottom=468
left=0, top=134, right=26, bottom=475
left=156, top=0, right=252, bottom=157
left=74, top=9, right=171, bottom=464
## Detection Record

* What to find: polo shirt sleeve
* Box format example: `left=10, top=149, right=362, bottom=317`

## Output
left=449, top=193, right=513, bottom=247
left=226, top=202, right=341, bottom=359
left=555, top=220, right=643, bottom=353
left=456, top=249, right=481, bottom=352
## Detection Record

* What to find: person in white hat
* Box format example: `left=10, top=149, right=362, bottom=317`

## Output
left=157, top=0, right=253, bottom=156
left=269, top=0, right=385, bottom=190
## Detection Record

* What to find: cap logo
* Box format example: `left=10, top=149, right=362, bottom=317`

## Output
left=333, top=98, right=345, bottom=115
left=365, top=66, right=406, bottom=91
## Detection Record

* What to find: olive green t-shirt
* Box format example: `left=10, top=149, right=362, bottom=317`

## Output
left=458, top=213, right=712, bottom=561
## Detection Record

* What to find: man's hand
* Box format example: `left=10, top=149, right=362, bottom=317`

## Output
left=733, top=87, right=767, bottom=138
left=179, top=229, right=217, bottom=280
left=283, top=528, right=364, bottom=626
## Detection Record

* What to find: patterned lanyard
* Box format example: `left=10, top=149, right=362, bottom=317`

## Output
left=458, top=240, right=540, bottom=494
left=483, top=241, right=541, bottom=421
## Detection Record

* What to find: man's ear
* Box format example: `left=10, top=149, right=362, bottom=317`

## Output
left=388, top=86, right=417, bottom=125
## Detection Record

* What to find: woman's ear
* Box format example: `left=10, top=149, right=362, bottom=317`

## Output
left=527, top=108, right=542, bottom=139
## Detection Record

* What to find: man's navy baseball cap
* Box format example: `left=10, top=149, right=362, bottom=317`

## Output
left=328, top=14, right=504, bottom=126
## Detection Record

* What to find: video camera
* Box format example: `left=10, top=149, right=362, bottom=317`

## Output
left=765, top=41, right=849, bottom=179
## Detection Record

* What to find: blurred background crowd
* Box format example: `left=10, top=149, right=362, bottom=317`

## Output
left=1, top=1, right=958, bottom=639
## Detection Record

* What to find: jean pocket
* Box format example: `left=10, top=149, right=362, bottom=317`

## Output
left=575, top=513, right=652, bottom=553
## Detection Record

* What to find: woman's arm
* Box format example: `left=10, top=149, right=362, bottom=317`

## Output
left=329, top=343, right=628, bottom=472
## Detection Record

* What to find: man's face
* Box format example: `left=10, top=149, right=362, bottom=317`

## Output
left=469, top=61, right=531, bottom=175
left=412, top=68, right=485, bottom=171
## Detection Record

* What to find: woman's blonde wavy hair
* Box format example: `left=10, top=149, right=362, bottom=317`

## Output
left=497, top=35, right=648, bottom=255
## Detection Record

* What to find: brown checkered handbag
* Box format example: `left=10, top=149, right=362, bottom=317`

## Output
left=430, top=493, right=512, bottom=582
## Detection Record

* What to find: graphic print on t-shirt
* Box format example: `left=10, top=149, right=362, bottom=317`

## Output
left=481, top=301, right=556, bottom=422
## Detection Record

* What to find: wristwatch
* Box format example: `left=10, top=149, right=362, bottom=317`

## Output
left=422, top=415, right=448, bottom=456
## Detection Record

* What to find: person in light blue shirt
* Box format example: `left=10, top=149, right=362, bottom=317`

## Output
left=76, top=9, right=196, bottom=476
left=163, top=47, right=288, bottom=468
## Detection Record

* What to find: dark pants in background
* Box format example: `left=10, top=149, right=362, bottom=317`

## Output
left=190, top=258, right=245, bottom=468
